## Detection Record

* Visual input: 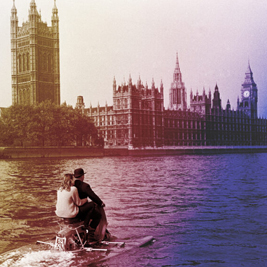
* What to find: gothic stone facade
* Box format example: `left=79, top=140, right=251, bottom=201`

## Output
left=10, top=0, right=60, bottom=106
left=77, top=55, right=267, bottom=148
left=77, top=76, right=164, bottom=148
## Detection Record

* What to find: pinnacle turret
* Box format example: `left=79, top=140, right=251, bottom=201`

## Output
left=11, top=0, right=18, bottom=19
left=52, top=0, right=58, bottom=16
left=173, top=52, right=182, bottom=82
left=29, top=0, right=38, bottom=16
left=11, top=0, right=17, bottom=11
left=160, top=79, right=164, bottom=94
left=243, top=61, right=255, bottom=85
left=113, top=76, right=116, bottom=92
left=30, top=0, right=37, bottom=9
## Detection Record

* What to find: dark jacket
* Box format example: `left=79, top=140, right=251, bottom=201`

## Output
left=74, top=180, right=103, bottom=207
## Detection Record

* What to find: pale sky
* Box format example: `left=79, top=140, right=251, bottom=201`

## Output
left=1, top=0, right=267, bottom=117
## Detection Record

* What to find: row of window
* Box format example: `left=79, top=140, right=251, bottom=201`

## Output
left=17, top=52, right=53, bottom=73
left=165, top=119, right=202, bottom=129
left=18, top=53, right=30, bottom=72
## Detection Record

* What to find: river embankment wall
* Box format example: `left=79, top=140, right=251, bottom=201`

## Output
left=1, top=146, right=267, bottom=159
left=0, top=146, right=104, bottom=159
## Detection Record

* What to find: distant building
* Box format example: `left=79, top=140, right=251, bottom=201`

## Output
left=169, top=53, right=187, bottom=111
left=237, top=64, right=258, bottom=119
left=10, top=0, right=60, bottom=105
left=77, top=75, right=164, bottom=148
left=77, top=55, right=267, bottom=147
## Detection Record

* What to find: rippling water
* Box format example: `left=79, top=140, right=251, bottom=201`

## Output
left=0, top=153, right=267, bottom=266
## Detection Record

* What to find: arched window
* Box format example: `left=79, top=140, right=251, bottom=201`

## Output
left=18, top=55, right=22, bottom=72
left=43, top=53, right=47, bottom=71
left=48, top=54, right=51, bottom=72
left=23, top=54, right=26, bottom=71
left=27, top=53, right=30, bottom=70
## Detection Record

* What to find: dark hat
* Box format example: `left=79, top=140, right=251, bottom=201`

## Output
left=74, top=168, right=86, bottom=178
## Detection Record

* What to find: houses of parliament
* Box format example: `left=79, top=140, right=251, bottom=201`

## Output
left=9, top=1, right=267, bottom=148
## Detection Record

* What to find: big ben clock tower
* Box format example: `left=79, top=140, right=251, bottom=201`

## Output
left=238, top=63, right=258, bottom=119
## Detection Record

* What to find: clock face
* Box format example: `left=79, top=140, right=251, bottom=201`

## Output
left=243, top=91, right=250, bottom=98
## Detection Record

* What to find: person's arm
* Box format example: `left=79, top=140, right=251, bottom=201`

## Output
left=82, top=183, right=103, bottom=206
left=72, top=187, right=87, bottom=206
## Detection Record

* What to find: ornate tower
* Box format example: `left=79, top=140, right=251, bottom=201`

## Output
left=169, top=53, right=187, bottom=111
left=10, top=0, right=60, bottom=106
left=76, top=96, right=85, bottom=111
left=190, top=88, right=212, bottom=115
left=212, top=84, right=222, bottom=111
left=238, top=63, right=258, bottom=118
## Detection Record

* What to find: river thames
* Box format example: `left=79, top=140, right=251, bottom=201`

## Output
left=0, top=153, right=267, bottom=266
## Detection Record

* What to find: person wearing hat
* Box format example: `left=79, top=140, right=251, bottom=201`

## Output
left=73, top=168, right=105, bottom=230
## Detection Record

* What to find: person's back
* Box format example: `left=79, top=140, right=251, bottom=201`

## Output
left=73, top=168, right=104, bottom=207
left=74, top=179, right=103, bottom=206
left=56, top=186, right=86, bottom=218
left=55, top=174, right=88, bottom=219
left=73, top=168, right=105, bottom=230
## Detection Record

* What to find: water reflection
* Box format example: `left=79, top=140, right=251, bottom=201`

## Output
left=0, top=154, right=267, bottom=266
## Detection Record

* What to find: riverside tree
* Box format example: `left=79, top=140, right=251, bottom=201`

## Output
left=0, top=101, right=98, bottom=147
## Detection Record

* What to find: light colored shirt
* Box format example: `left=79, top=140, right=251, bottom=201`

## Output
left=55, top=186, right=87, bottom=218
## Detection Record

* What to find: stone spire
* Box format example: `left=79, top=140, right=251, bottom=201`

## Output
left=52, top=0, right=59, bottom=22
left=52, top=0, right=58, bottom=16
left=160, top=79, right=164, bottom=94
left=137, top=75, right=142, bottom=90
left=173, top=52, right=182, bottom=83
left=226, top=99, right=231, bottom=110
left=128, top=74, right=132, bottom=85
left=11, top=0, right=17, bottom=13
left=11, top=0, right=18, bottom=21
left=29, top=0, right=38, bottom=17
left=243, top=61, right=255, bottom=85
left=30, top=0, right=37, bottom=9
left=212, top=84, right=221, bottom=110
left=113, top=76, right=116, bottom=92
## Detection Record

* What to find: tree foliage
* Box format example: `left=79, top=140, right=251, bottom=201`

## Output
left=0, top=101, right=98, bottom=147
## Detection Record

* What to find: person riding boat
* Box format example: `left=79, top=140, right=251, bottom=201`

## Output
left=55, top=173, right=94, bottom=229
left=73, top=168, right=108, bottom=240
left=73, top=168, right=105, bottom=229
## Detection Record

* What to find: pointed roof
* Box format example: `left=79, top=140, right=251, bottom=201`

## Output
left=152, top=78, right=155, bottom=88
left=53, top=0, right=58, bottom=12
left=128, top=74, right=132, bottom=85
left=29, top=0, right=37, bottom=13
left=52, top=0, right=59, bottom=18
left=246, top=61, right=252, bottom=75
left=173, top=52, right=182, bottom=83
left=243, top=61, right=256, bottom=85
left=11, top=0, right=17, bottom=15
left=175, top=53, right=180, bottom=70
left=174, top=52, right=181, bottom=74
